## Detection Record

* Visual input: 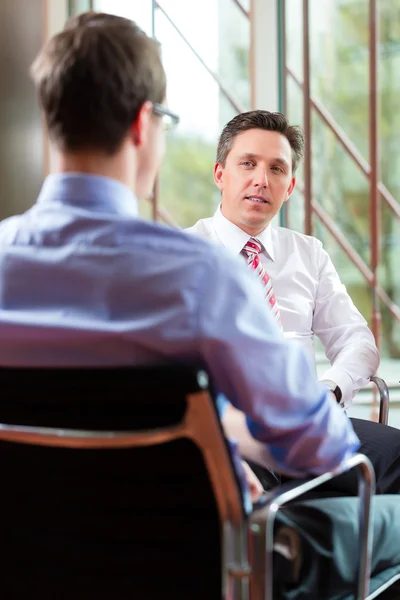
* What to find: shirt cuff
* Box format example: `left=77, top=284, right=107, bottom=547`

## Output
left=319, top=367, right=354, bottom=409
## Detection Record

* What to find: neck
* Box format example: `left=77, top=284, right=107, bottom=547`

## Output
left=54, top=144, right=136, bottom=191
left=240, top=225, right=269, bottom=237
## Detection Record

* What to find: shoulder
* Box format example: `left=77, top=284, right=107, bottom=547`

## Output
left=0, top=214, right=24, bottom=244
left=137, top=219, right=253, bottom=301
left=124, top=217, right=242, bottom=281
left=273, top=226, right=322, bottom=247
left=272, top=226, right=324, bottom=257
left=185, top=216, right=215, bottom=238
left=123, top=217, right=218, bottom=258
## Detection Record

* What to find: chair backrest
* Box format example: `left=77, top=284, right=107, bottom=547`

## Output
left=0, top=365, right=246, bottom=600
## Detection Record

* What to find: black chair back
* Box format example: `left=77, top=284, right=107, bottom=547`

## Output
left=0, top=366, right=246, bottom=600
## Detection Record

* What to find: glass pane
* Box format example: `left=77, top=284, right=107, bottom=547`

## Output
left=285, top=0, right=400, bottom=375
left=284, top=0, right=303, bottom=79
left=139, top=198, right=154, bottom=221
left=309, top=0, right=369, bottom=159
left=154, top=0, right=250, bottom=227
left=312, top=111, right=370, bottom=266
left=157, top=132, right=218, bottom=227
left=286, top=188, right=305, bottom=234
left=93, top=0, right=153, bottom=34
left=380, top=201, right=400, bottom=359
left=379, top=0, right=400, bottom=360
left=156, top=0, right=250, bottom=115
left=69, top=0, right=92, bottom=16
left=380, top=0, right=400, bottom=200
left=285, top=75, right=304, bottom=232
left=90, top=0, right=249, bottom=227
left=154, top=1, right=220, bottom=139
left=216, top=0, right=250, bottom=116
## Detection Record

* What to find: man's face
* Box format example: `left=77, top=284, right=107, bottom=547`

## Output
left=214, top=128, right=296, bottom=236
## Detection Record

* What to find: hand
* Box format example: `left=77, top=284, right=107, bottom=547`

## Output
left=241, top=460, right=264, bottom=503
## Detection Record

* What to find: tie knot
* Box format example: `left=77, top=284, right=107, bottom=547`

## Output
left=243, top=237, right=262, bottom=257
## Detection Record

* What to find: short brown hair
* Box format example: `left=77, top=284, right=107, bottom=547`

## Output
left=216, top=110, right=304, bottom=173
left=31, top=11, right=166, bottom=154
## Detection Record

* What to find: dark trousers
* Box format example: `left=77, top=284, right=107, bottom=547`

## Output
left=248, top=417, right=400, bottom=497
left=351, top=417, right=400, bottom=494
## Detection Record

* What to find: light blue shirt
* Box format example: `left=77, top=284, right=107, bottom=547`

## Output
left=0, top=174, right=359, bottom=509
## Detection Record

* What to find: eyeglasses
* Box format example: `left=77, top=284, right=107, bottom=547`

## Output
left=152, top=103, right=180, bottom=132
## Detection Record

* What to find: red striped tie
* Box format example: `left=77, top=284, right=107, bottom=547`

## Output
left=243, top=237, right=283, bottom=329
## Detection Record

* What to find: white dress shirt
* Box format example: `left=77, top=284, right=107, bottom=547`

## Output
left=186, top=206, right=380, bottom=408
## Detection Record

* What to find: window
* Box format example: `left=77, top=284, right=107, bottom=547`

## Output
left=284, top=0, right=400, bottom=384
left=93, top=0, right=250, bottom=227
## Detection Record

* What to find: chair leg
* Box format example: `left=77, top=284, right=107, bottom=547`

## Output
left=223, top=522, right=251, bottom=600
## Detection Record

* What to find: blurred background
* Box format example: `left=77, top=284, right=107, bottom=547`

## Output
left=1, top=0, right=399, bottom=422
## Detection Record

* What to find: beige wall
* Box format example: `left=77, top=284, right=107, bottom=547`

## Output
left=0, top=0, right=45, bottom=219
left=250, top=0, right=279, bottom=112
left=0, top=0, right=69, bottom=220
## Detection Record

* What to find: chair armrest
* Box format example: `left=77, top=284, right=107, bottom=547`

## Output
left=248, top=453, right=375, bottom=600
left=370, top=376, right=390, bottom=425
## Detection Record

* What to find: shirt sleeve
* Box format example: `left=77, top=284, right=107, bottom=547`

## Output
left=312, top=241, right=380, bottom=409
left=196, top=247, right=360, bottom=478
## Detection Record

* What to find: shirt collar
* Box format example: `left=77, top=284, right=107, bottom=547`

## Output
left=36, top=173, right=139, bottom=218
left=212, top=204, right=275, bottom=261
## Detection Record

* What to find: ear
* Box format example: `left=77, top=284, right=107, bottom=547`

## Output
left=131, top=101, right=153, bottom=147
left=284, top=177, right=296, bottom=202
left=214, top=162, right=225, bottom=191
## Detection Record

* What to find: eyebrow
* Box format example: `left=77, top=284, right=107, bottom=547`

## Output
left=236, top=152, right=290, bottom=169
left=236, top=152, right=260, bottom=162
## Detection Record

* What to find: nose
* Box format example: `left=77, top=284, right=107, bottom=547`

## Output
left=253, top=166, right=268, bottom=188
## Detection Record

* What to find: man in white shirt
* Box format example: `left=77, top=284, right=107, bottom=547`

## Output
left=187, top=110, right=400, bottom=494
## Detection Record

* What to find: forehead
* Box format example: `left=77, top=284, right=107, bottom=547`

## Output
left=227, top=128, right=292, bottom=163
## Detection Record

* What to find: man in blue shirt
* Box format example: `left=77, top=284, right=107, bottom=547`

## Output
left=0, top=10, right=357, bottom=489
left=0, top=11, right=399, bottom=598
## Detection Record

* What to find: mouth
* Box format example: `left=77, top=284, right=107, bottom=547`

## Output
left=245, top=196, right=269, bottom=204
